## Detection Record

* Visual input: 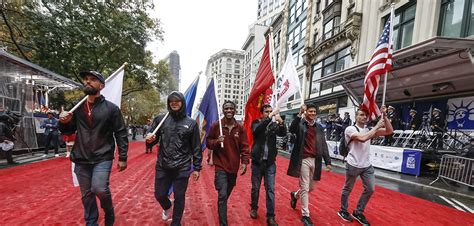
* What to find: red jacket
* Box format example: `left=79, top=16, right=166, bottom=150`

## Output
left=206, top=119, right=250, bottom=174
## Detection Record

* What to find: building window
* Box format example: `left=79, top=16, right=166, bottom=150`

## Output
left=310, top=46, right=350, bottom=95
left=439, top=0, right=474, bottom=37
left=390, top=1, right=416, bottom=50
left=323, top=16, right=340, bottom=40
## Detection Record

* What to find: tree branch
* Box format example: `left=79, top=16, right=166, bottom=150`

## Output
left=0, top=8, right=30, bottom=61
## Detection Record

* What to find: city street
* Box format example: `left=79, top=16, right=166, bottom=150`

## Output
left=1, top=140, right=473, bottom=225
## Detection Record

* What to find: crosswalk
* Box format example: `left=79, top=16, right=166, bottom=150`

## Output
left=437, top=195, right=474, bottom=213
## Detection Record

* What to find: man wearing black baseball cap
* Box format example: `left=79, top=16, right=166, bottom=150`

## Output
left=59, top=70, right=128, bottom=226
left=79, top=71, right=105, bottom=84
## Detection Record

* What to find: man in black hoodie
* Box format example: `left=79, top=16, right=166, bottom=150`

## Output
left=146, top=91, right=202, bottom=226
left=59, top=71, right=128, bottom=226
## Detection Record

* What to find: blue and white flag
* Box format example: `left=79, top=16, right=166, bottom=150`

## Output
left=184, top=76, right=200, bottom=117
left=195, top=78, right=219, bottom=150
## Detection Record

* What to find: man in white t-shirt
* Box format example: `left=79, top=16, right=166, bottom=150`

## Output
left=337, top=107, right=393, bottom=226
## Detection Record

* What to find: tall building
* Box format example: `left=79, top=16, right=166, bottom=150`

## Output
left=164, top=50, right=181, bottom=91
left=205, top=49, right=245, bottom=120
left=303, top=0, right=474, bottom=122
left=242, top=23, right=269, bottom=105
left=257, top=0, right=286, bottom=26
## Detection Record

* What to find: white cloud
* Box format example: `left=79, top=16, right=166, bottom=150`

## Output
left=147, top=0, right=257, bottom=93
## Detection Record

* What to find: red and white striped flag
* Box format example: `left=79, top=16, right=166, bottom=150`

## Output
left=362, top=12, right=394, bottom=120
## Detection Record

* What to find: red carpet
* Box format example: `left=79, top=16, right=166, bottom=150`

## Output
left=0, top=141, right=473, bottom=225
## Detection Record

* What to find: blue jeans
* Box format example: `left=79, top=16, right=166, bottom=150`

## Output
left=214, top=170, right=237, bottom=226
left=74, top=160, right=114, bottom=226
left=250, top=161, right=276, bottom=218
left=154, top=167, right=190, bottom=226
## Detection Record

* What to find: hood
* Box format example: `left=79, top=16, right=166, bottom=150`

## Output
left=167, top=91, right=187, bottom=119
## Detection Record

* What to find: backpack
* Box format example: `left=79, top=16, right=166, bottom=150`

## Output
left=338, top=126, right=360, bottom=158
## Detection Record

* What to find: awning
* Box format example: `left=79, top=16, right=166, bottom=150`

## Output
left=0, top=50, right=81, bottom=89
left=313, top=37, right=474, bottom=104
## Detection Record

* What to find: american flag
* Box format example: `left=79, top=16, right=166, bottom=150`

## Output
left=362, top=16, right=393, bottom=120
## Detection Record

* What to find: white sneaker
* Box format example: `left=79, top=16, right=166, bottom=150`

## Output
left=41, top=154, right=47, bottom=157
left=54, top=154, right=60, bottom=157
left=162, top=208, right=171, bottom=221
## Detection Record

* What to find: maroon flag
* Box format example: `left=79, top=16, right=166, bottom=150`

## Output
left=244, top=37, right=275, bottom=147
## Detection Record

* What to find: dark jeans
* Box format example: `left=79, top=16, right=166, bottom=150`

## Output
left=74, top=160, right=114, bottom=226
left=43, top=133, right=59, bottom=154
left=250, top=161, right=276, bottom=218
left=154, top=166, right=190, bottom=226
left=214, top=170, right=237, bottom=226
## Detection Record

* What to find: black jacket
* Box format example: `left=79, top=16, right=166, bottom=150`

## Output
left=430, top=115, right=445, bottom=132
left=58, top=95, right=128, bottom=164
left=251, top=118, right=287, bottom=164
left=0, top=121, right=14, bottom=143
left=149, top=92, right=202, bottom=171
left=287, top=117, right=331, bottom=181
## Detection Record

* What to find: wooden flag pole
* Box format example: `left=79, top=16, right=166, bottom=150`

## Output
left=151, top=112, right=169, bottom=135
left=212, top=75, right=224, bottom=148
left=69, top=62, right=128, bottom=113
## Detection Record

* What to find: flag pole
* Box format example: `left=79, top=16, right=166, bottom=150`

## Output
left=69, top=62, right=128, bottom=113
left=212, top=75, right=224, bottom=148
left=382, top=4, right=395, bottom=111
left=151, top=112, right=169, bottom=135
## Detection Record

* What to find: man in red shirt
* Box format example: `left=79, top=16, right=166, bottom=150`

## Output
left=206, top=100, right=250, bottom=226
left=286, top=103, right=332, bottom=226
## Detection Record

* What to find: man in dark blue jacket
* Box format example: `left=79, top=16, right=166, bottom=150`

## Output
left=59, top=71, right=128, bottom=226
left=250, top=104, right=286, bottom=225
left=146, top=91, right=202, bottom=226
left=41, top=111, right=59, bottom=157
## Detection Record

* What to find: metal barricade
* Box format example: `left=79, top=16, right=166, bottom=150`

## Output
left=430, top=154, right=473, bottom=188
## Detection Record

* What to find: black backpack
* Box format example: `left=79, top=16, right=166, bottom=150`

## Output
left=338, top=126, right=360, bottom=158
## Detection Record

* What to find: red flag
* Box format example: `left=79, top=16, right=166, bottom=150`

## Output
left=244, top=37, right=275, bottom=147
left=362, top=16, right=393, bottom=120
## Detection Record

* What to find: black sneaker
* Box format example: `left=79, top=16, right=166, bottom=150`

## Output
left=351, top=211, right=370, bottom=226
left=301, top=216, right=314, bottom=226
left=337, top=210, right=353, bottom=222
left=290, top=191, right=297, bottom=209
left=250, top=208, right=258, bottom=219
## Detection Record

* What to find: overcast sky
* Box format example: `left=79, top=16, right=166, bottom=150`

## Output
left=147, top=0, right=258, bottom=94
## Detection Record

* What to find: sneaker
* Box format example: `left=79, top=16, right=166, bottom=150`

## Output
left=301, top=216, right=313, bottom=226
left=41, top=154, right=47, bottom=158
left=54, top=154, right=59, bottom=157
left=290, top=191, right=297, bottom=209
left=337, top=210, right=353, bottom=222
left=267, top=217, right=278, bottom=226
left=162, top=207, right=171, bottom=221
left=352, top=211, right=370, bottom=226
left=250, top=208, right=258, bottom=219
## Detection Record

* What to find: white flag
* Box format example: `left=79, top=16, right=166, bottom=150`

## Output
left=101, top=68, right=125, bottom=108
left=276, top=48, right=301, bottom=109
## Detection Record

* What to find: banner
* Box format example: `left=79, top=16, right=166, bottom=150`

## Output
left=327, top=141, right=422, bottom=176
left=446, top=96, right=474, bottom=130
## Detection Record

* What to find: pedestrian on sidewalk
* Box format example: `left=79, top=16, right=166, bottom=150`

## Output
left=206, top=100, right=250, bottom=226
left=337, top=106, right=393, bottom=225
left=59, top=71, right=129, bottom=226
left=41, top=111, right=59, bottom=157
left=286, top=103, right=332, bottom=226
left=249, top=104, right=286, bottom=225
left=145, top=91, right=202, bottom=226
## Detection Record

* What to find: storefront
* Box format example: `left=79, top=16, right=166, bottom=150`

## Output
left=0, top=50, right=80, bottom=151
left=313, top=37, right=474, bottom=130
